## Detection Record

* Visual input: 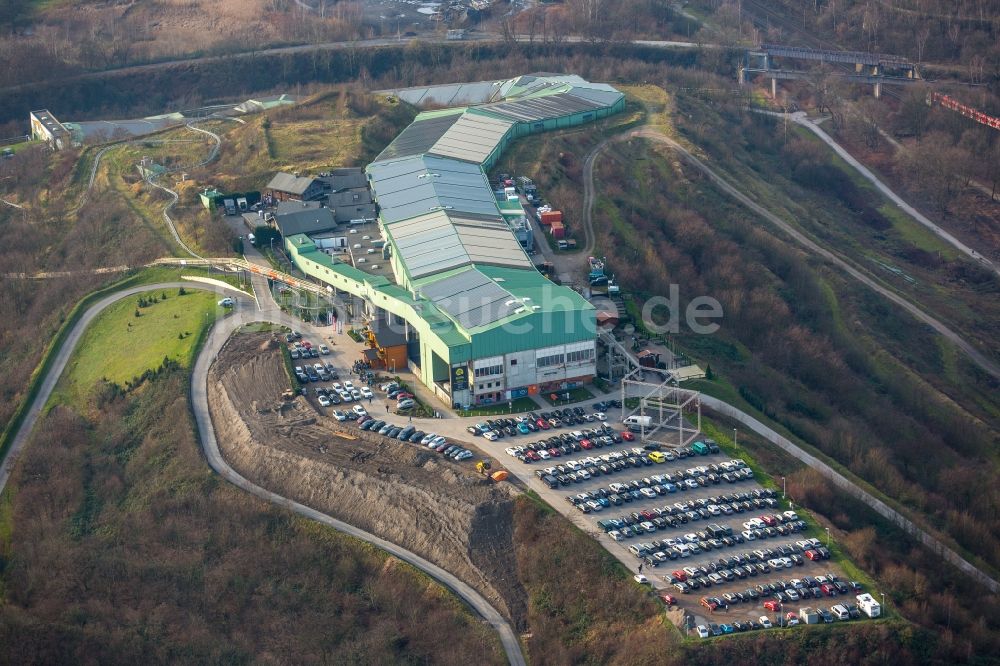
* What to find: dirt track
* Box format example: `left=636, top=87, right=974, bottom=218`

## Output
left=207, top=332, right=529, bottom=627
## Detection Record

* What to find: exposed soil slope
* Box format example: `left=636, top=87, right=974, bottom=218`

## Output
left=207, top=332, right=528, bottom=628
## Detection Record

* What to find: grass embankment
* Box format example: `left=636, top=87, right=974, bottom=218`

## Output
left=0, top=267, right=245, bottom=462
left=51, top=289, right=220, bottom=408
left=0, top=283, right=505, bottom=664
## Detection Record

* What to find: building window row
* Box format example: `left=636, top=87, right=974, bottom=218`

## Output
left=474, top=364, right=503, bottom=378
left=537, top=353, right=565, bottom=368
left=566, top=347, right=594, bottom=364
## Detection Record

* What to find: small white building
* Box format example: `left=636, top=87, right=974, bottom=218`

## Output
left=856, top=593, right=881, bottom=618
left=29, top=110, right=72, bottom=150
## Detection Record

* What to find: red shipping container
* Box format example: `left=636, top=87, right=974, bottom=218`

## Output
left=540, top=210, right=563, bottom=225
left=550, top=222, right=566, bottom=239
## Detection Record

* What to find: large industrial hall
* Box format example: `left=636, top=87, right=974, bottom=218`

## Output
left=283, top=74, right=625, bottom=408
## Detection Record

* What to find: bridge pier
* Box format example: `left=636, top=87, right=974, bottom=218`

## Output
left=873, top=81, right=882, bottom=99
left=771, top=77, right=777, bottom=98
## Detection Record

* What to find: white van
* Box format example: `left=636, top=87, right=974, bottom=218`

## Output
left=831, top=604, right=851, bottom=621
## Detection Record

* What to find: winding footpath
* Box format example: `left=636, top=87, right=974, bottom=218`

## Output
left=0, top=282, right=526, bottom=666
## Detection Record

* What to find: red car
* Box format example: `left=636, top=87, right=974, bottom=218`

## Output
left=763, top=600, right=781, bottom=612
left=621, top=431, right=636, bottom=441
left=671, top=570, right=687, bottom=582
left=548, top=448, right=561, bottom=457
left=640, top=509, right=656, bottom=520
left=804, top=549, right=821, bottom=561
left=536, top=419, right=550, bottom=430
left=659, top=593, right=677, bottom=606
left=580, top=439, right=593, bottom=449
left=760, top=515, right=777, bottom=527
left=820, top=584, right=837, bottom=596
left=395, top=392, right=414, bottom=400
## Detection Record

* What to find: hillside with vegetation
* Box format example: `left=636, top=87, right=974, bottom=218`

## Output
left=457, top=69, right=998, bottom=660
left=588, top=78, right=1000, bottom=661
left=0, top=295, right=506, bottom=664
left=0, top=89, right=413, bottom=445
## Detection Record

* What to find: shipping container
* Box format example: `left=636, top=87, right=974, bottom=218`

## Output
left=550, top=223, right=566, bottom=239
left=540, top=210, right=563, bottom=225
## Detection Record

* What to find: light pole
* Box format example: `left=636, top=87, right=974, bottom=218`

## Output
left=825, top=527, right=830, bottom=548
left=733, top=428, right=738, bottom=448
left=881, top=592, right=886, bottom=615
left=782, top=476, right=786, bottom=500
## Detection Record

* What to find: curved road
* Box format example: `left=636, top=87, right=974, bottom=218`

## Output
left=0, top=282, right=526, bottom=666
left=607, top=127, right=1000, bottom=380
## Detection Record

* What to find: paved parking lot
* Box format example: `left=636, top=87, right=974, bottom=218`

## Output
left=273, top=328, right=870, bottom=635
left=482, top=437, right=862, bottom=632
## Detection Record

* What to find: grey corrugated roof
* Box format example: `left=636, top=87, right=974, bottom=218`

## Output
left=273, top=206, right=338, bottom=236
left=374, top=113, right=463, bottom=162
left=378, top=80, right=506, bottom=107
left=427, top=113, right=514, bottom=163
left=319, top=168, right=367, bottom=191
left=480, top=92, right=604, bottom=123
left=383, top=209, right=532, bottom=280
left=328, top=188, right=373, bottom=207
left=419, top=267, right=520, bottom=330
left=368, top=155, right=501, bottom=224
left=267, top=172, right=319, bottom=195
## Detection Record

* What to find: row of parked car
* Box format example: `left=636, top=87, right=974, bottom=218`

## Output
left=617, top=516, right=809, bottom=567
left=284, top=331, right=328, bottom=359
left=313, top=380, right=373, bottom=406
left=295, top=361, right=338, bottom=384
left=697, top=573, right=863, bottom=616
left=664, top=540, right=834, bottom=595
left=507, top=426, right=634, bottom=462
left=353, top=417, right=474, bottom=462
left=556, top=458, right=757, bottom=509
left=695, top=597, right=864, bottom=637
left=379, top=381, right=416, bottom=411
left=468, top=407, right=613, bottom=441
left=601, top=501, right=799, bottom=546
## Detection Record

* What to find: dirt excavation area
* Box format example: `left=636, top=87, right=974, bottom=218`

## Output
left=207, top=332, right=528, bottom=627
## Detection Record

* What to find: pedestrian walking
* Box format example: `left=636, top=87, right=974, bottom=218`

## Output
left=386, top=404, right=390, bottom=413
left=368, top=396, right=372, bottom=404
left=408, top=415, right=412, bottom=423
left=638, top=563, right=643, bottom=574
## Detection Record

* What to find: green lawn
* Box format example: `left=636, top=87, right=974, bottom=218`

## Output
left=541, top=386, right=596, bottom=406
left=53, top=289, right=222, bottom=408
